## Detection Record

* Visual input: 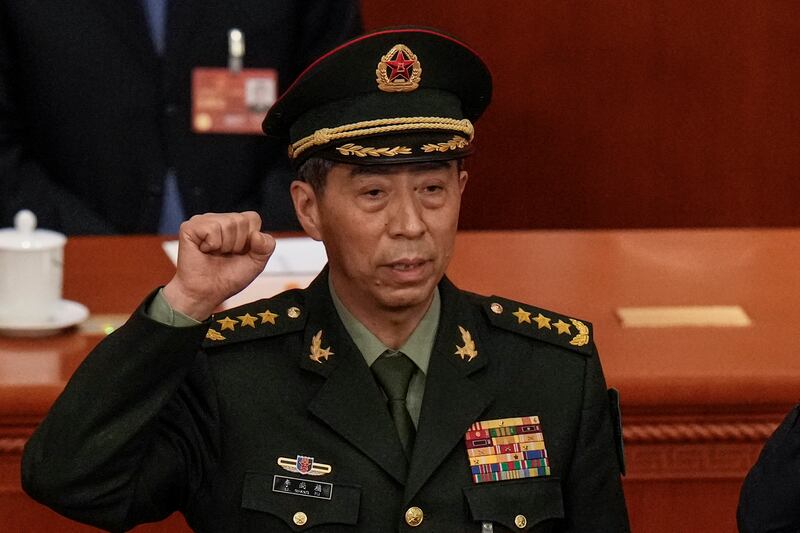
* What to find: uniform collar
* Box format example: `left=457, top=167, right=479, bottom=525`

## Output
left=327, top=276, right=440, bottom=374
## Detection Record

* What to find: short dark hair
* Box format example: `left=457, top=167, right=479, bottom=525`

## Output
left=296, top=157, right=335, bottom=194
left=295, top=157, right=466, bottom=195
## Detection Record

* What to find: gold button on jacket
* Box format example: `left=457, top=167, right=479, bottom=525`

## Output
left=293, top=511, right=308, bottom=526
left=405, top=506, right=424, bottom=527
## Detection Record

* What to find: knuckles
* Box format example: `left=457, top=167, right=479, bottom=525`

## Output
left=182, top=212, right=265, bottom=254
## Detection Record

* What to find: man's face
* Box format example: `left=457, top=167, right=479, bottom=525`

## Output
left=293, top=160, right=467, bottom=316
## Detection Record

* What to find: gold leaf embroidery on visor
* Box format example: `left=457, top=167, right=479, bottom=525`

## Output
left=421, top=135, right=470, bottom=153
left=336, top=144, right=412, bottom=157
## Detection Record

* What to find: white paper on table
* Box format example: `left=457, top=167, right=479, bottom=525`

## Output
left=161, top=237, right=327, bottom=309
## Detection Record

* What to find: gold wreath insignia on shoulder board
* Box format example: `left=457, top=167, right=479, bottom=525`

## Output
left=308, top=330, right=334, bottom=363
left=205, top=328, right=226, bottom=341
left=454, top=326, right=478, bottom=362
left=376, top=43, right=422, bottom=92
left=569, top=319, right=590, bottom=347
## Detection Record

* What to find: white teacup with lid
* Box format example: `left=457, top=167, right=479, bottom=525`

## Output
left=0, top=210, right=66, bottom=325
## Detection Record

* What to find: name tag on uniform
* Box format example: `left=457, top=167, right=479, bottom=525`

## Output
left=191, top=67, right=278, bottom=134
left=273, top=475, right=333, bottom=500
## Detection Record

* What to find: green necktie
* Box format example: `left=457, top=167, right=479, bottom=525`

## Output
left=371, top=351, right=417, bottom=459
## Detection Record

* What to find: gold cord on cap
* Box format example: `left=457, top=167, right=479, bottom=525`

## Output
left=289, top=116, right=474, bottom=159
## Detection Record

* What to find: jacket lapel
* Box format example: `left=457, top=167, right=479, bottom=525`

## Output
left=299, top=272, right=409, bottom=485
left=404, top=278, right=494, bottom=502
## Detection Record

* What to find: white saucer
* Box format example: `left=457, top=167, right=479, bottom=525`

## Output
left=0, top=300, right=90, bottom=338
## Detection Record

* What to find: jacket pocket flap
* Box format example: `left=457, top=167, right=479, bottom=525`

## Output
left=242, top=472, right=361, bottom=530
left=463, top=478, right=564, bottom=531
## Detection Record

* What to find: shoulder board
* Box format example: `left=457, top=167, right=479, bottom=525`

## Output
left=479, top=294, right=594, bottom=357
left=202, top=289, right=307, bottom=349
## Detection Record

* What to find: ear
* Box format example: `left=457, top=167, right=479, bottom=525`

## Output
left=290, top=180, right=323, bottom=241
left=458, top=169, right=468, bottom=195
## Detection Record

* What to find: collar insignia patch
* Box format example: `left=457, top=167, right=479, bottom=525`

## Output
left=277, top=455, right=333, bottom=476
left=454, top=325, right=479, bottom=362
left=465, top=416, right=551, bottom=483
left=308, top=330, right=334, bottom=363
left=376, top=43, right=422, bottom=92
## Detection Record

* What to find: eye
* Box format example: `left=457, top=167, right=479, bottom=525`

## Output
left=359, top=188, right=387, bottom=202
left=421, top=183, right=445, bottom=195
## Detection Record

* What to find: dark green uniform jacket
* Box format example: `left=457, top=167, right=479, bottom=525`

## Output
left=22, top=271, right=629, bottom=532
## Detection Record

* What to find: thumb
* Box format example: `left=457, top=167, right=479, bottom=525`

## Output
left=249, top=231, right=276, bottom=260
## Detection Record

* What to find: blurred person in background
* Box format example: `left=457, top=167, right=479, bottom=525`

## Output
left=0, top=1, right=360, bottom=234
left=738, top=404, right=800, bottom=532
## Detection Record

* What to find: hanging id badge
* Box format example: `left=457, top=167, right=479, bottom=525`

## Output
left=191, top=29, right=278, bottom=134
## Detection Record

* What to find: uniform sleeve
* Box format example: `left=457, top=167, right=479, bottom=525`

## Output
left=737, top=404, right=800, bottom=533
left=0, top=8, right=113, bottom=234
left=21, top=296, right=219, bottom=532
left=560, top=343, right=630, bottom=532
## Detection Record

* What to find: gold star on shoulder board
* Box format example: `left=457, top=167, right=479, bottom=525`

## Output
left=237, top=313, right=257, bottom=328
left=217, top=316, right=238, bottom=331
left=258, top=309, right=278, bottom=325
left=553, top=319, right=572, bottom=335
left=454, top=325, right=478, bottom=362
left=533, top=313, right=552, bottom=329
left=512, top=307, right=532, bottom=324
left=308, top=330, right=334, bottom=363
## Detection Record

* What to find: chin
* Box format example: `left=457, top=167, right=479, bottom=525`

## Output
left=378, top=281, right=438, bottom=310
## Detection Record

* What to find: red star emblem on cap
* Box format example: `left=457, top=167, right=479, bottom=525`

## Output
left=385, top=50, right=415, bottom=81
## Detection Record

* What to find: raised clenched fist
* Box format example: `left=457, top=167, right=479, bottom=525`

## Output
left=163, top=212, right=276, bottom=320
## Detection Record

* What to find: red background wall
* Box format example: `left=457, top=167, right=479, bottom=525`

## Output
left=362, top=1, right=800, bottom=229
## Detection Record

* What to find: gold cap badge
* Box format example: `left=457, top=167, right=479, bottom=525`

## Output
left=376, top=44, right=422, bottom=92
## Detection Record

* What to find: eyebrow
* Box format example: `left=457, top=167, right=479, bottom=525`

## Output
left=348, top=161, right=453, bottom=177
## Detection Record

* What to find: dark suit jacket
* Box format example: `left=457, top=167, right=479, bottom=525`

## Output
left=22, top=272, right=629, bottom=532
left=738, top=404, right=800, bottom=533
left=0, top=1, right=360, bottom=234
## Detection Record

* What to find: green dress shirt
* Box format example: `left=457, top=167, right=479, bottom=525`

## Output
left=328, top=278, right=440, bottom=427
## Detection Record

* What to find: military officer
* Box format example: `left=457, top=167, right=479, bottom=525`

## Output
left=22, top=28, right=630, bottom=531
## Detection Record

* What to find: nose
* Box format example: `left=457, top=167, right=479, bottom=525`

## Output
left=388, top=188, right=426, bottom=239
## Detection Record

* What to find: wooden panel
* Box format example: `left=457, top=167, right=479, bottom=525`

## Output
left=362, top=2, right=800, bottom=229
left=2, top=232, right=798, bottom=532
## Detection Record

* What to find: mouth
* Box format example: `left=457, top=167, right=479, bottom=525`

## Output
left=383, top=258, right=433, bottom=282
left=390, top=259, right=427, bottom=271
